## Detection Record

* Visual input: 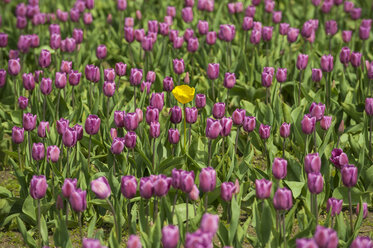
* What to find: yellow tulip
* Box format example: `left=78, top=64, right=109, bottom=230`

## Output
left=172, top=85, right=195, bottom=104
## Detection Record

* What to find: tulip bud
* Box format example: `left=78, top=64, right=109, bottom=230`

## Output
left=55, top=72, right=67, bottom=89
left=63, top=127, right=77, bottom=147
left=309, top=102, right=325, bottom=121
left=207, top=63, right=219, bottom=80
left=85, top=115, right=101, bottom=135
left=279, top=23, right=290, bottom=35
left=366, top=98, right=373, bottom=116
left=351, top=236, right=373, bottom=248
left=30, top=175, right=48, bottom=199
left=200, top=213, right=219, bottom=234
left=111, top=138, right=124, bottom=155
left=206, top=31, right=217, bottom=45
left=350, top=8, right=361, bottom=20
left=272, top=158, right=287, bottom=180
left=351, top=52, right=362, bottom=68
left=153, top=175, right=172, bottom=197
left=219, top=24, right=235, bottom=42
left=39, top=49, right=51, bottom=68
left=296, top=54, right=309, bottom=70
left=232, top=109, right=246, bottom=126
left=342, top=30, right=352, bottom=43
left=304, top=153, right=321, bottom=174
left=341, top=164, right=358, bottom=187
left=189, top=184, right=199, bottom=200
left=330, top=148, right=349, bottom=169
left=150, top=93, right=164, bottom=111
left=314, top=225, right=339, bottom=248
left=23, top=73, right=35, bottom=91
left=18, top=96, right=28, bottom=110
left=259, top=124, right=271, bottom=140
left=117, top=0, right=127, bottom=10
left=273, top=187, right=293, bottom=210
left=123, top=112, right=138, bottom=131
left=262, top=26, right=273, bottom=42
left=320, top=55, right=334, bottom=72
left=32, top=143, right=45, bottom=161
left=104, top=68, right=116, bottom=82
left=243, top=116, right=256, bottom=132
left=127, top=235, right=142, bottom=248
left=273, top=11, right=282, bottom=23
left=23, top=113, right=37, bottom=131
left=301, top=114, right=316, bottom=134
left=221, top=182, right=236, bottom=201
left=161, top=225, right=179, bottom=248
left=187, top=37, right=199, bottom=53
left=326, top=198, right=343, bottom=217
left=91, top=176, right=111, bottom=199
left=320, top=116, right=332, bottom=130
left=181, top=170, right=195, bottom=193
left=130, top=68, right=143, bottom=86
left=149, top=121, right=160, bottom=138
left=356, top=202, right=368, bottom=219
left=325, top=20, right=338, bottom=36
left=280, top=122, right=291, bottom=138
left=196, top=94, right=206, bottom=108
left=307, top=172, right=324, bottom=194
left=170, top=106, right=182, bottom=124
left=124, top=131, right=137, bottom=149
left=245, top=5, right=256, bottom=17
left=296, top=238, right=318, bottom=248
left=223, top=72, right=236, bottom=89
left=8, top=59, right=21, bottom=76
left=199, top=167, right=216, bottom=192
left=146, top=106, right=159, bottom=124
left=339, top=47, right=351, bottom=66
left=168, top=128, right=180, bottom=144
left=69, top=188, right=87, bottom=212
left=163, top=77, right=174, bottom=92
left=72, top=28, right=83, bottom=44
left=311, top=68, right=323, bottom=82
left=37, top=121, right=49, bottom=138
left=287, top=28, right=299, bottom=43
left=124, top=27, right=134, bottom=43
left=96, top=44, right=107, bottom=59
left=0, top=69, right=6, bottom=88
left=82, top=238, right=103, bottom=248
left=121, top=175, right=137, bottom=199
left=206, top=118, right=222, bottom=139
left=103, top=81, right=116, bottom=97
left=12, top=126, right=24, bottom=144
left=47, top=145, right=60, bottom=163
left=220, top=117, right=233, bottom=137
left=115, top=62, right=127, bottom=77
left=182, top=7, right=193, bottom=23
left=261, top=70, right=273, bottom=88
left=255, top=179, right=272, bottom=199
left=276, top=68, right=287, bottom=83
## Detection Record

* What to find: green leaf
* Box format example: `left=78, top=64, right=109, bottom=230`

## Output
left=16, top=217, right=36, bottom=248
left=284, top=181, right=305, bottom=199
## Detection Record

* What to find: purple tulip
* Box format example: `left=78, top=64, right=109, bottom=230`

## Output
left=62, top=178, right=77, bottom=198
left=111, top=138, right=124, bottom=155
left=359, top=25, right=370, bottom=40
left=296, top=238, right=318, bottom=248
left=96, top=44, right=107, bottom=60
left=69, top=188, right=87, bottom=212
left=243, top=116, right=256, bottom=132
left=30, top=175, right=48, bottom=199
left=150, top=121, right=160, bottom=138
left=341, top=164, right=358, bottom=187
left=280, top=123, right=291, bottom=138
left=301, top=114, right=316, bottom=134
left=12, top=126, right=24, bottom=144
left=350, top=8, right=361, bottom=20
left=182, top=7, right=193, bottom=23
left=62, top=127, right=77, bottom=147
left=255, top=179, right=272, bottom=199
left=163, top=77, right=174, bottom=92
left=351, top=237, right=373, bottom=248
left=127, top=235, right=142, bottom=248
left=82, top=238, right=103, bottom=248
left=314, top=225, right=338, bottom=248
left=304, top=153, right=321, bottom=174
left=339, top=47, right=351, bottom=66
left=366, top=98, right=373, bottom=116
left=199, top=167, right=216, bottom=192
left=311, top=69, right=323, bottom=82
left=356, top=202, right=368, bottom=219
left=0, top=69, right=6, bottom=88
left=173, top=59, right=185, bottom=75
left=124, top=131, right=137, bottom=149
left=219, top=24, right=235, bottom=42
left=104, top=68, right=116, bottom=82
left=279, top=23, right=290, bottom=35
left=276, top=68, right=287, bottom=83
left=18, top=96, right=28, bottom=110
left=262, top=26, right=273, bottom=42
left=307, top=172, right=324, bottom=194
left=351, top=52, right=362, bottom=67
left=120, top=176, right=137, bottom=199
left=310, top=102, right=325, bottom=121
left=150, top=93, right=164, bottom=111
left=38, top=49, right=51, bottom=68
left=273, top=187, right=293, bottom=210
left=161, top=225, right=179, bottom=248
left=250, top=29, right=261, bottom=44
left=212, top=102, right=225, bottom=119
left=123, top=112, right=138, bottom=131
left=224, top=72, right=236, bottom=89
left=197, top=20, right=209, bottom=35
left=91, top=176, right=111, bottom=199
left=115, top=62, right=127, bottom=77
left=272, top=158, right=287, bottom=180
left=232, top=109, right=246, bottom=126
left=325, top=20, right=338, bottom=36
left=207, top=63, right=219, bottom=80
left=326, top=198, right=343, bottom=217
left=103, top=81, right=116, bottom=97
left=55, top=72, right=67, bottom=89
left=171, top=169, right=183, bottom=189
left=170, top=106, right=182, bottom=124
left=342, top=30, right=352, bottom=43
left=273, top=11, right=282, bottom=23
left=181, top=170, right=195, bottom=193
left=47, top=145, right=60, bottom=163
left=259, top=124, right=271, bottom=140
left=185, top=107, right=198, bottom=124
left=206, top=31, right=217, bottom=45
left=23, top=113, right=37, bottom=131
left=168, top=129, right=180, bottom=144
left=320, top=116, right=332, bottom=130
left=130, top=68, right=143, bottom=86
left=85, top=115, right=101, bottom=135
left=32, top=143, right=45, bottom=161
left=68, top=71, right=81, bottom=86
left=206, top=118, right=222, bottom=139
left=8, top=59, right=21, bottom=76
left=196, top=94, right=206, bottom=109
left=22, top=73, right=35, bottom=91
left=37, top=121, right=49, bottom=138
left=146, top=106, right=159, bottom=124
left=153, top=175, right=172, bottom=197
left=321, top=55, right=334, bottom=72
left=330, top=148, right=349, bottom=169
left=200, top=213, right=219, bottom=234
left=261, top=70, right=273, bottom=88
left=296, top=54, right=309, bottom=70
left=287, top=28, right=299, bottom=43
left=220, top=117, right=233, bottom=137
left=221, top=182, right=236, bottom=201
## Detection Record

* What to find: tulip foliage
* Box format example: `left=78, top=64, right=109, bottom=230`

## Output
left=1, top=0, right=373, bottom=247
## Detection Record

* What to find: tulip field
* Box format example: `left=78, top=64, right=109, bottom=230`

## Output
left=2, top=0, right=373, bottom=247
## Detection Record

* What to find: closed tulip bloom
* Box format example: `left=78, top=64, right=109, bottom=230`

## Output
left=173, top=37, right=184, bottom=49
left=325, top=20, right=338, bottom=36
left=47, top=145, right=60, bottom=163
left=351, top=237, right=373, bottom=248
left=223, top=72, right=236, bottom=89
left=307, top=172, right=324, bottom=194
left=0, top=69, right=5, bottom=88
left=170, top=106, right=182, bottom=124
left=72, top=28, right=83, bottom=44
left=115, top=62, right=127, bottom=77
left=279, top=24, right=290, bottom=36
left=243, top=116, right=256, bottom=132
left=123, top=112, right=138, bottom=131
left=38, top=78, right=51, bottom=95
left=95, top=45, right=107, bottom=60
left=150, top=93, right=164, bottom=111
left=366, top=98, right=373, bottom=115
left=287, top=28, right=299, bottom=43
left=163, top=77, right=174, bottom=92
left=63, top=127, right=77, bottom=147
left=34, top=70, right=43, bottom=83
left=85, top=115, right=101, bottom=135
left=127, top=235, right=142, bottom=248
left=68, top=70, right=81, bottom=86
left=37, top=121, right=49, bottom=138
left=330, top=148, right=349, bottom=169
left=321, top=1, right=333, bottom=13
left=242, top=17, right=253, bottom=31
left=69, top=188, right=87, bottom=212
left=245, top=5, right=256, bottom=17
left=50, top=33, right=61, bottom=49
left=227, top=3, right=235, bottom=14
left=30, top=34, right=40, bottom=48
left=301, top=114, right=316, bottom=134
left=162, top=225, right=179, bottom=248
left=206, top=31, right=217, bottom=45
left=212, top=102, right=225, bottom=119
left=148, top=20, right=159, bottom=33
left=319, top=116, right=332, bottom=131
left=296, top=54, right=309, bottom=70
left=185, top=107, right=198, bottom=124
left=276, top=68, right=287, bottom=83
left=91, top=176, right=111, bottom=199
left=311, top=68, right=323, bottom=82
left=32, top=143, right=45, bottom=161
left=181, top=170, right=195, bottom=193
left=296, top=238, right=318, bottom=248
left=356, top=203, right=368, bottom=219
left=23, top=113, right=37, bottom=131
left=103, top=81, right=116, bottom=97
left=301, top=20, right=313, bottom=38
left=200, top=213, right=219, bottom=234
left=232, top=109, right=246, bottom=126
left=168, top=128, right=180, bottom=144
left=280, top=122, right=291, bottom=138
left=351, top=52, right=362, bottom=67
left=261, top=70, right=273, bottom=88
left=169, top=30, right=179, bottom=42
left=320, top=55, right=334, bottom=72
left=120, top=176, right=137, bottom=199
left=262, top=26, right=273, bottom=41
left=196, top=94, right=206, bottom=108
left=56, top=118, right=69, bottom=135
left=342, top=30, right=352, bottom=43
left=142, top=36, right=153, bottom=51
left=343, top=1, right=354, bottom=12
left=272, top=11, right=282, bottom=23
left=199, top=167, right=216, bottom=192
left=341, top=164, right=358, bottom=187
left=8, top=59, right=21, bottom=76
left=219, top=24, right=236, bottom=42
left=221, top=182, right=236, bottom=201
left=150, top=121, right=160, bottom=138
left=273, top=158, right=287, bottom=180
left=38, top=49, right=51, bottom=68
left=146, top=106, right=159, bottom=124
left=197, top=20, right=209, bottom=35
left=273, top=187, right=293, bottom=210
left=259, top=124, right=271, bottom=140
left=339, top=47, right=351, bottom=65
left=359, top=25, right=370, bottom=40
left=350, top=8, right=361, bottom=20
left=64, top=38, right=76, bottom=53
left=265, top=0, right=275, bottom=12
left=182, top=7, right=193, bottom=23
left=12, top=126, right=25, bottom=144
left=159, top=23, right=169, bottom=36
left=314, top=225, right=338, bottom=248
left=304, top=153, right=321, bottom=174
left=18, top=96, right=28, bottom=110
left=310, top=102, right=325, bottom=121
left=72, top=124, right=82, bottom=141
left=326, top=198, right=343, bottom=216
left=153, top=175, right=172, bottom=197
left=30, top=175, right=48, bottom=199
left=220, top=117, right=233, bottom=137
left=23, top=73, right=35, bottom=91
left=184, top=28, right=194, bottom=41
left=124, top=131, right=137, bottom=149
left=59, top=61, right=72, bottom=74
left=255, top=179, right=272, bottom=199
left=114, top=111, right=125, bottom=128
left=171, top=169, right=183, bottom=189
left=207, top=63, right=219, bottom=80
left=104, top=68, right=116, bottom=82
left=117, top=0, right=127, bottom=10
left=55, top=72, right=67, bottom=89
left=187, top=37, right=199, bottom=52
left=124, top=27, right=134, bottom=43
left=82, top=238, right=103, bottom=248
left=361, top=19, right=372, bottom=28
left=189, top=184, right=199, bottom=200
left=173, top=59, right=185, bottom=75
left=111, top=138, right=124, bottom=155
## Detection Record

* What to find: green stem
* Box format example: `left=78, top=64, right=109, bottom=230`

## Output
left=282, top=138, right=286, bottom=158
left=283, top=213, right=286, bottom=248
left=106, top=199, right=120, bottom=242
left=38, top=199, right=41, bottom=247
left=298, top=70, right=302, bottom=105
left=315, top=194, right=318, bottom=225
left=66, top=147, right=70, bottom=178
left=211, top=79, right=215, bottom=101
left=183, top=104, right=187, bottom=151
left=186, top=195, right=189, bottom=234
left=133, top=86, right=137, bottom=111
left=56, top=90, right=61, bottom=119
left=88, top=135, right=92, bottom=172
left=78, top=212, right=83, bottom=245
left=204, top=193, right=208, bottom=213
left=235, top=126, right=240, bottom=154
left=28, top=131, right=32, bottom=167
left=348, top=187, right=354, bottom=233
left=152, top=138, right=156, bottom=172
left=18, top=145, right=23, bottom=171
left=207, top=139, right=212, bottom=167
left=171, top=191, right=178, bottom=221
left=43, top=95, right=46, bottom=121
